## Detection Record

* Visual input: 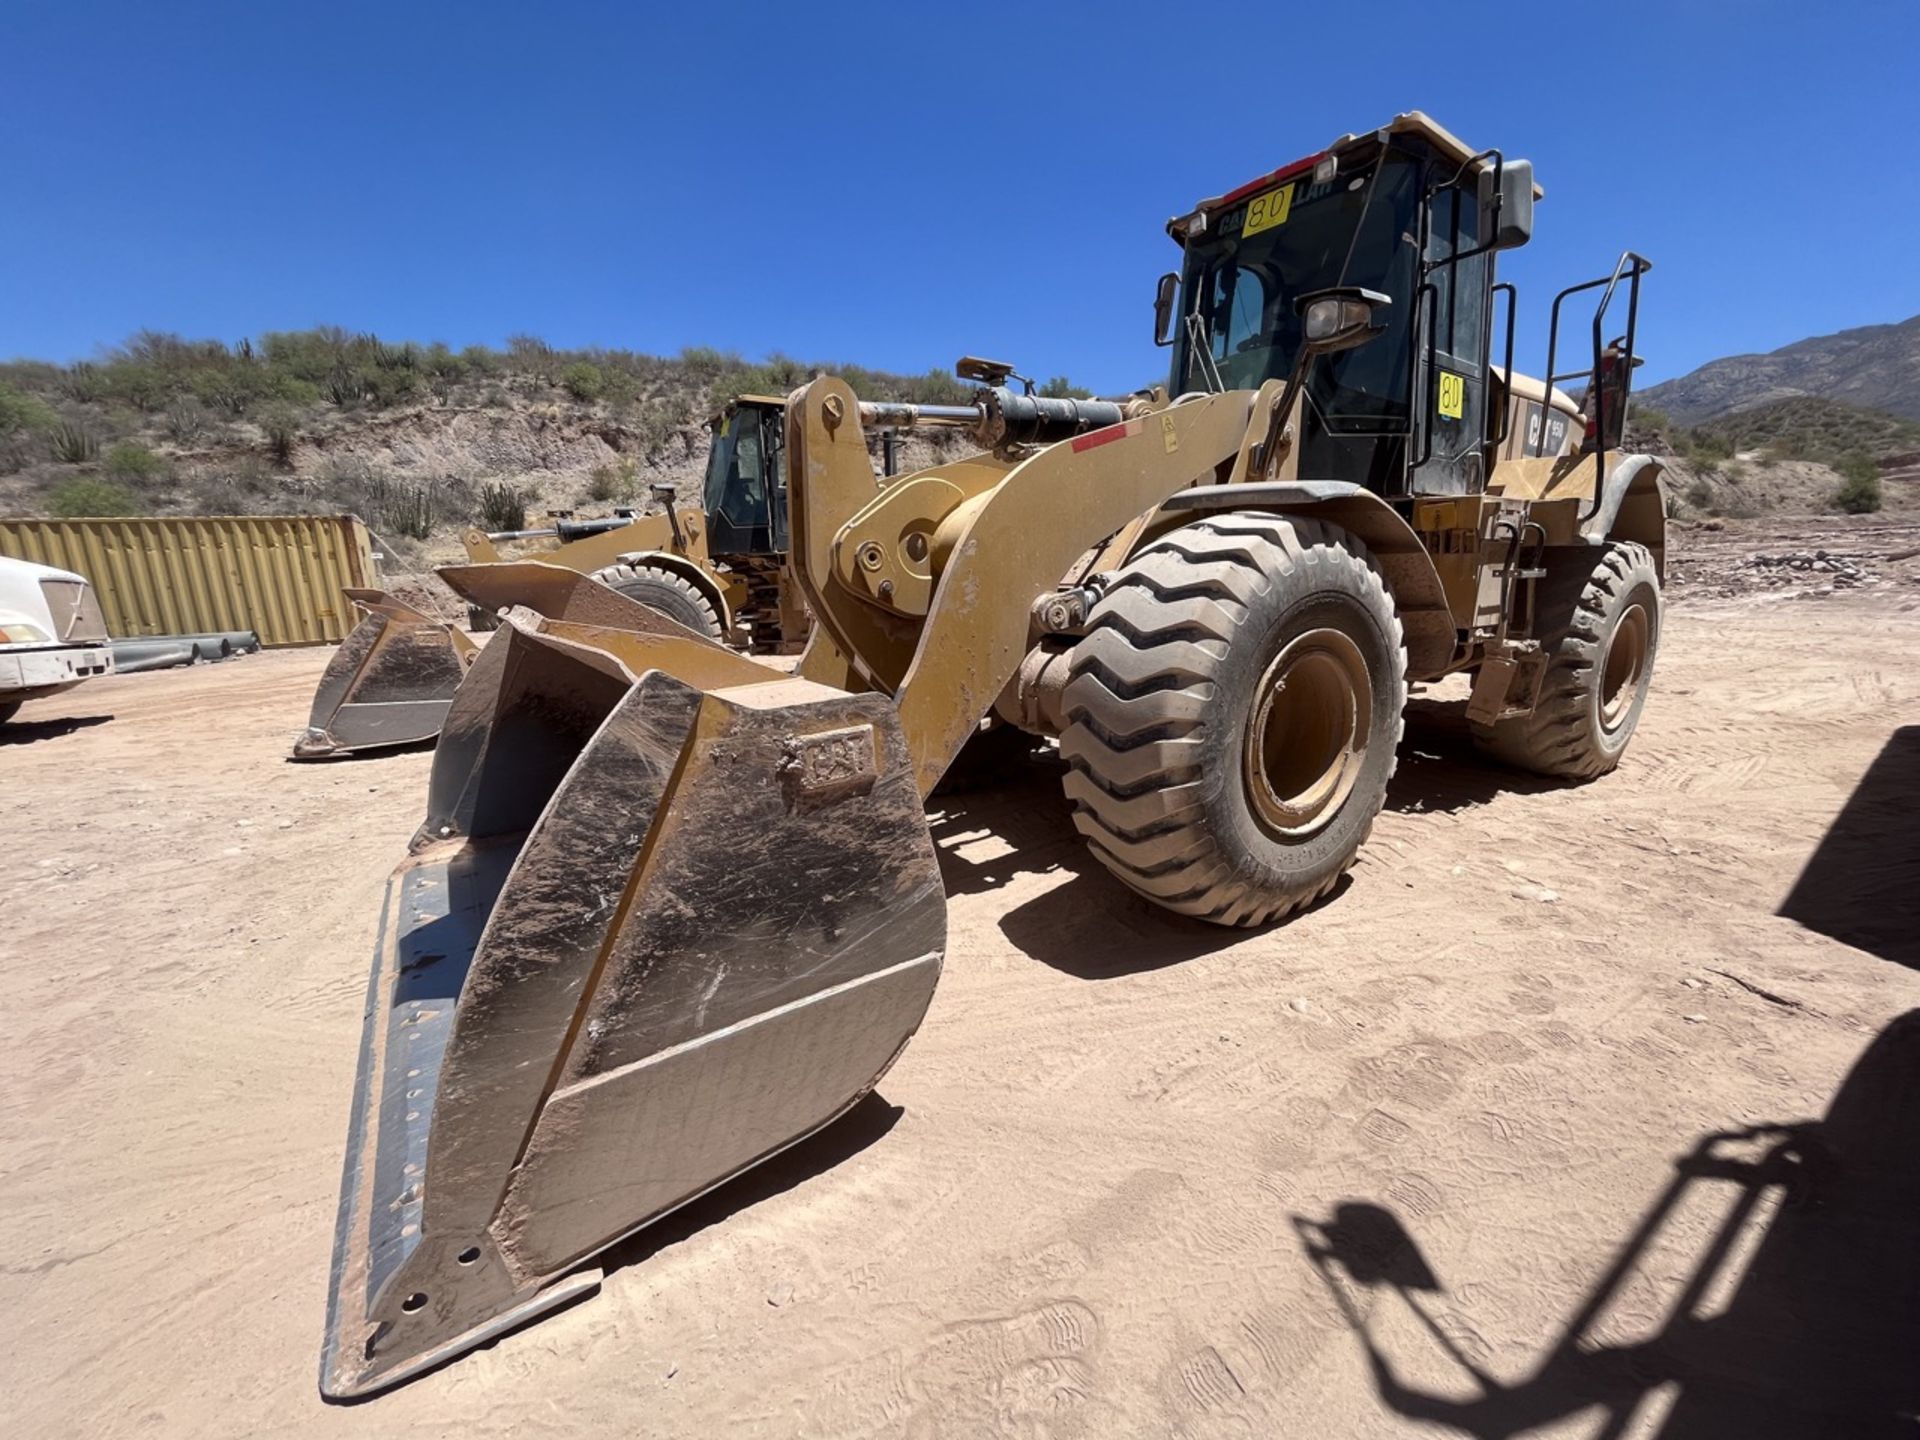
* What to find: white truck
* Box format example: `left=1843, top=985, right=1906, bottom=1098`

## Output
left=0, top=556, right=114, bottom=724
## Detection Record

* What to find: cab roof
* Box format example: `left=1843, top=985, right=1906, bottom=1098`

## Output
left=705, top=393, right=787, bottom=427
left=1179, top=111, right=1545, bottom=230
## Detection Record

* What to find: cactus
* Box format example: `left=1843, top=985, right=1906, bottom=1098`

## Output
left=50, top=420, right=99, bottom=464
left=478, top=480, right=527, bottom=531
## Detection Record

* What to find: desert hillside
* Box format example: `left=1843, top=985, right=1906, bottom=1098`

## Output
left=0, top=331, right=1094, bottom=565
left=4, top=326, right=1914, bottom=571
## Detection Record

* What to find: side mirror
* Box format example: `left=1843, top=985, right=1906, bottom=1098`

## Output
left=1153, top=272, right=1180, bottom=347
left=1296, top=287, right=1391, bottom=355
left=1492, top=159, right=1534, bottom=250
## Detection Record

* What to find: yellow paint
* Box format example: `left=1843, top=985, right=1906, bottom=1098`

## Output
left=1243, top=183, right=1294, bottom=236
left=1438, top=371, right=1465, bottom=420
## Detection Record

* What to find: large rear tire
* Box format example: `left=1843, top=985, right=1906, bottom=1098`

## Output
left=1059, top=513, right=1407, bottom=927
left=589, top=562, right=725, bottom=641
left=1471, top=541, right=1660, bottom=780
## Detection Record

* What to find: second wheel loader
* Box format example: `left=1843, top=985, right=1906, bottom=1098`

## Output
left=293, top=394, right=816, bottom=758
left=321, top=112, right=1667, bottom=1395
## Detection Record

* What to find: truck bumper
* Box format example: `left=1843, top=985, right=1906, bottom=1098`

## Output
left=0, top=644, right=115, bottom=702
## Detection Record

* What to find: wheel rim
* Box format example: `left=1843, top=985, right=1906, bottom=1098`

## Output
left=1243, top=627, right=1373, bottom=839
left=1600, top=601, right=1651, bottom=732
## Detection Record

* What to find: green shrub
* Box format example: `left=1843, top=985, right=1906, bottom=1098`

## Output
left=163, top=401, right=205, bottom=442
left=1834, top=454, right=1883, bottom=514
left=629, top=400, right=679, bottom=459
left=478, top=480, right=527, bottom=531
left=264, top=373, right=321, bottom=406
left=424, top=343, right=466, bottom=380
left=261, top=407, right=299, bottom=467
left=562, top=361, right=605, bottom=401
left=0, top=383, right=57, bottom=435
left=1038, top=375, right=1094, bottom=400
left=362, top=365, right=421, bottom=409
left=48, top=475, right=140, bottom=517
left=104, top=442, right=164, bottom=483
left=191, top=367, right=256, bottom=415
left=1687, top=431, right=1734, bottom=464
left=50, top=420, right=99, bottom=463
left=588, top=459, right=638, bottom=502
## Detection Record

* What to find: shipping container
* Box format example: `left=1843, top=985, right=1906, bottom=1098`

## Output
left=0, top=514, right=376, bottom=647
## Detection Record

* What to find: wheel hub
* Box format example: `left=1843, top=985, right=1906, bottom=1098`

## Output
left=1243, top=627, right=1372, bottom=839
left=1600, top=601, right=1651, bottom=731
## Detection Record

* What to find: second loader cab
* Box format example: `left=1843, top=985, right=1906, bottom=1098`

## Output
left=702, top=394, right=789, bottom=556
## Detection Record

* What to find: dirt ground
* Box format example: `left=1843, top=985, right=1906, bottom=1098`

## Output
left=3, top=517, right=1917, bottom=1438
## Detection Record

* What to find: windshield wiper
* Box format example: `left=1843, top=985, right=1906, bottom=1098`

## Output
left=1183, top=310, right=1226, bottom=395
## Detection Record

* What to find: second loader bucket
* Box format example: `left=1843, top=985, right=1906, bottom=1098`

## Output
left=321, top=611, right=945, bottom=1397
left=294, top=590, right=478, bottom=759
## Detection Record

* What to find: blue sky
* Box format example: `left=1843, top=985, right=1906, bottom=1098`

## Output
left=3, top=1, right=1916, bottom=392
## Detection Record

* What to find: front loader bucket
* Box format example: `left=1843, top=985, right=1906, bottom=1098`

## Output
left=321, top=615, right=945, bottom=1398
left=294, top=590, right=478, bottom=759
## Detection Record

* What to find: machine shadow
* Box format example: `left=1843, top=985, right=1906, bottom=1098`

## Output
left=1778, top=724, right=1920, bottom=968
left=597, top=1093, right=904, bottom=1276
left=283, top=736, right=438, bottom=765
left=1388, top=697, right=1564, bottom=815
left=0, top=712, right=113, bottom=745
left=1295, top=1008, right=1920, bottom=1439
left=929, top=751, right=1349, bottom=980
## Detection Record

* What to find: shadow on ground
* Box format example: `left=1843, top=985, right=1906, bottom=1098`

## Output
left=0, top=713, right=113, bottom=745
left=1390, top=697, right=1564, bottom=815
left=1296, top=1008, right=1920, bottom=1438
left=598, top=1093, right=904, bottom=1276
left=1778, top=724, right=1920, bottom=968
left=925, top=710, right=1558, bottom=980
left=284, top=736, right=438, bottom=765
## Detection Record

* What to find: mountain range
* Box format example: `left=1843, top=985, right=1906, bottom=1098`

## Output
left=1639, top=314, right=1920, bottom=425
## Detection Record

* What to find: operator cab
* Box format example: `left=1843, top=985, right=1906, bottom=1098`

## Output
left=1160, top=112, right=1641, bottom=502
left=702, top=395, right=789, bottom=554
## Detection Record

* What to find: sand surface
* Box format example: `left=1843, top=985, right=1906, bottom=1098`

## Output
left=3, top=532, right=1917, bottom=1438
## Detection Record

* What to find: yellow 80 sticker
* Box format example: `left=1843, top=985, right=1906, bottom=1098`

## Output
left=1437, top=371, right=1465, bottom=420
left=1243, top=184, right=1294, bottom=236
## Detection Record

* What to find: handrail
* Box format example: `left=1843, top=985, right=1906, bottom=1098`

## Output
left=1539, top=251, right=1652, bottom=521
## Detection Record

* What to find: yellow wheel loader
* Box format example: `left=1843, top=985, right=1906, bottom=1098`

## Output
left=293, top=395, right=812, bottom=759
left=320, top=112, right=1667, bottom=1395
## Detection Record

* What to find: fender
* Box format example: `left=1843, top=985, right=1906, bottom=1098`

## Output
left=610, top=549, right=736, bottom=634
left=1579, top=454, right=1668, bottom=578
left=1161, top=481, right=1459, bottom=679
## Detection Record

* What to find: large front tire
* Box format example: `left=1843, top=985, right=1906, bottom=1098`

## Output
left=1058, top=514, right=1407, bottom=927
left=1471, top=542, right=1660, bottom=780
left=589, top=562, right=725, bottom=641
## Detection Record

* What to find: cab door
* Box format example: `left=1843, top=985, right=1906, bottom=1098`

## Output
left=1410, top=184, right=1494, bottom=496
left=763, top=405, right=790, bottom=554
